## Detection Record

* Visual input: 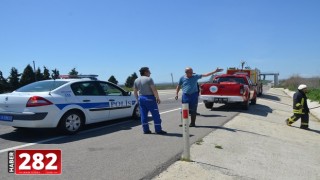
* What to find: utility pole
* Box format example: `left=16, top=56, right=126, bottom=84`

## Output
left=171, top=73, right=174, bottom=87
left=241, top=60, right=245, bottom=70
left=33, top=60, right=37, bottom=81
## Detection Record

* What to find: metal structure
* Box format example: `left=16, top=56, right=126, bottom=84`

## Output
left=260, top=72, right=280, bottom=86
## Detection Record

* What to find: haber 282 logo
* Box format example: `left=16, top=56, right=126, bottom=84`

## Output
left=8, top=149, right=62, bottom=175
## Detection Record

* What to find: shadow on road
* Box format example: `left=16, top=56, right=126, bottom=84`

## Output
left=0, top=118, right=143, bottom=143
left=243, top=104, right=273, bottom=117
left=0, top=115, right=199, bottom=144
left=308, top=128, right=320, bottom=134
left=209, top=103, right=273, bottom=117
left=290, top=126, right=320, bottom=134
left=199, top=114, right=227, bottom=118
left=210, top=104, right=242, bottom=112
left=260, top=93, right=281, bottom=101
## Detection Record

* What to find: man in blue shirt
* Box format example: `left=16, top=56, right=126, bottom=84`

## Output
left=175, top=67, right=223, bottom=127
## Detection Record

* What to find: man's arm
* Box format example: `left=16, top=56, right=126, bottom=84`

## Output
left=175, top=85, right=181, bottom=100
left=202, top=67, right=223, bottom=77
left=150, top=84, right=161, bottom=104
left=133, top=88, right=139, bottom=102
left=293, top=93, right=303, bottom=109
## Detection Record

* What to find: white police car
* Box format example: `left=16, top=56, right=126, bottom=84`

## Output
left=0, top=75, right=139, bottom=134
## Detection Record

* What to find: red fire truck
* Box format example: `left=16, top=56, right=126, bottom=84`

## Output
left=226, top=67, right=263, bottom=96
left=200, top=63, right=262, bottom=110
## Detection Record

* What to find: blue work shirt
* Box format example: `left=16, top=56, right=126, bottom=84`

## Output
left=179, top=74, right=202, bottom=94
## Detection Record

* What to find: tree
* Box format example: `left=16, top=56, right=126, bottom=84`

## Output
left=43, top=66, right=51, bottom=80
left=125, top=72, right=138, bottom=88
left=0, top=71, right=9, bottom=93
left=35, top=67, right=44, bottom=81
left=108, top=75, right=118, bottom=85
left=8, top=67, right=21, bottom=91
left=20, top=64, right=36, bottom=86
left=51, top=68, right=60, bottom=79
left=69, top=68, right=79, bottom=76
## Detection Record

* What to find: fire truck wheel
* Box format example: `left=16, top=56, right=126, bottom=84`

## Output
left=251, top=97, right=257, bottom=105
left=204, top=102, right=214, bottom=109
left=242, top=100, right=249, bottom=110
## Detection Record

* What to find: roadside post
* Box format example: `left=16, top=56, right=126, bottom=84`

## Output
left=181, top=103, right=190, bottom=161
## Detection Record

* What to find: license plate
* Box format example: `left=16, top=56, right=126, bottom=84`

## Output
left=214, top=98, right=228, bottom=103
left=0, top=115, right=13, bottom=122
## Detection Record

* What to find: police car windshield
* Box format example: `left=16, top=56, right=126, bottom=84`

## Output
left=16, top=81, right=68, bottom=92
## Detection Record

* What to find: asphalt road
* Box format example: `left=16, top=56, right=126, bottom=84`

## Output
left=0, top=89, right=242, bottom=180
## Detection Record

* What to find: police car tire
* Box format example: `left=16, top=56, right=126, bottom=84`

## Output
left=132, top=105, right=140, bottom=120
left=59, top=110, right=84, bottom=134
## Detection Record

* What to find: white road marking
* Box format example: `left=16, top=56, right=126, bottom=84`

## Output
left=158, top=92, right=176, bottom=95
left=0, top=136, right=66, bottom=154
left=159, top=108, right=181, bottom=114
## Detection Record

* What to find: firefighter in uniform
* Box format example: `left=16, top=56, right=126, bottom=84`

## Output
left=286, top=84, right=310, bottom=130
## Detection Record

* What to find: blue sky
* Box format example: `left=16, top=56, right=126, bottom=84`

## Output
left=1, top=0, right=320, bottom=84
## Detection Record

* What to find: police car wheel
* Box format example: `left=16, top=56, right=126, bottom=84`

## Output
left=59, top=111, right=84, bottom=134
left=133, top=105, right=140, bottom=120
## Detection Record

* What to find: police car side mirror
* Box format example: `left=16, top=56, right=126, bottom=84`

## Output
left=126, top=91, right=132, bottom=96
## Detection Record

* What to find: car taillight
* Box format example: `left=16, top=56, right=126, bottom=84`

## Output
left=26, top=96, right=53, bottom=107
left=240, top=85, right=244, bottom=95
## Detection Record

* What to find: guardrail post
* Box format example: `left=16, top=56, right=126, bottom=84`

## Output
left=181, top=103, right=190, bottom=161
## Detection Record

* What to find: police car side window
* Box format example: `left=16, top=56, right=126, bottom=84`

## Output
left=71, top=82, right=104, bottom=96
left=71, top=83, right=82, bottom=95
left=100, top=82, right=124, bottom=96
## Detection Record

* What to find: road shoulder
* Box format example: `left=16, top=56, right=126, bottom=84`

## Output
left=153, top=88, right=320, bottom=180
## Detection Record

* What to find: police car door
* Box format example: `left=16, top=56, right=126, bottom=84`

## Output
left=99, top=82, right=133, bottom=119
left=71, top=81, right=110, bottom=123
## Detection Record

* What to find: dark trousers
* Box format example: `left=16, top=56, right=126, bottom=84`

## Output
left=287, top=113, right=309, bottom=128
left=182, top=92, right=199, bottom=124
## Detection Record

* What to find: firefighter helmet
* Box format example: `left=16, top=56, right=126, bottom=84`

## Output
left=298, top=84, right=307, bottom=90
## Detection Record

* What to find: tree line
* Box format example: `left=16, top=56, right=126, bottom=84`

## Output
left=0, top=64, right=138, bottom=93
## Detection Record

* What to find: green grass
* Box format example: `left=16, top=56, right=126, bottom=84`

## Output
left=286, top=85, right=320, bottom=103
left=306, top=89, right=320, bottom=103
left=280, top=76, right=320, bottom=103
